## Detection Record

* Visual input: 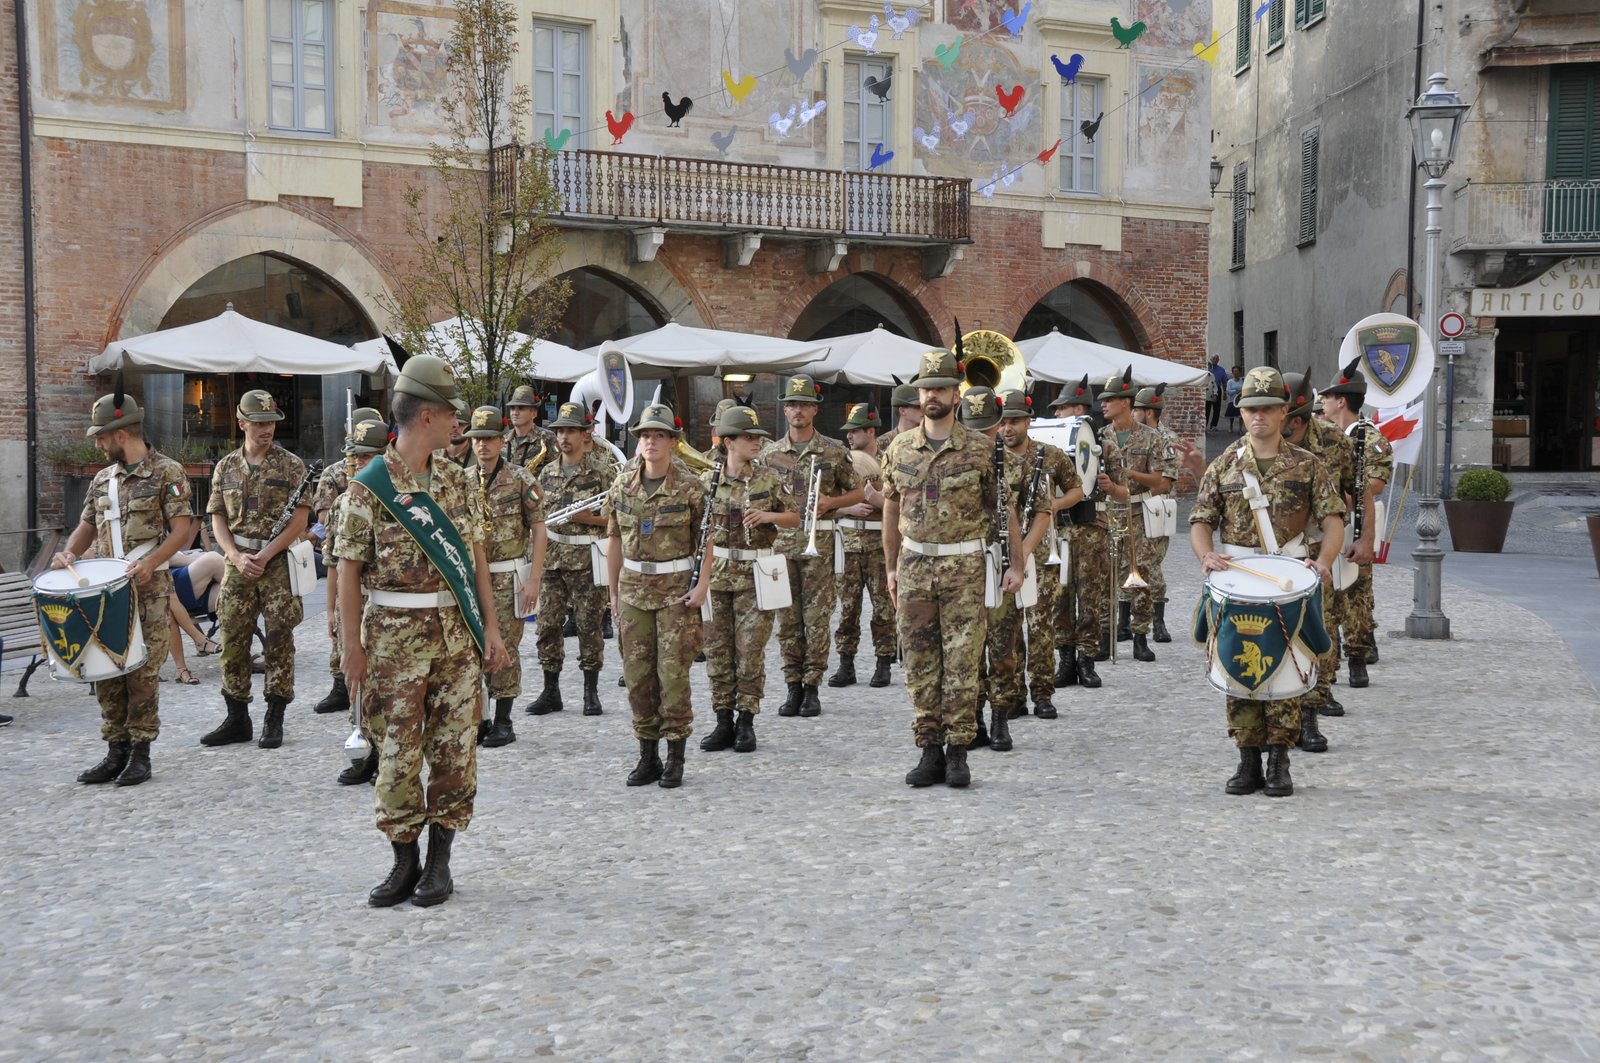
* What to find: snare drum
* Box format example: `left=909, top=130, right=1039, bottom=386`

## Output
left=33, top=558, right=149, bottom=683
left=1194, top=554, right=1330, bottom=701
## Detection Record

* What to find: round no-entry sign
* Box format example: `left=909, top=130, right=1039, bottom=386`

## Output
left=1439, top=312, right=1466, bottom=338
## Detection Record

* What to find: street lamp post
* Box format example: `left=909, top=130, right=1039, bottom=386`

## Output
left=1405, top=72, right=1470, bottom=641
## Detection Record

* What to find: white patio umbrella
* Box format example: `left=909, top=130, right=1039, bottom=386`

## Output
left=1017, top=328, right=1209, bottom=388
left=90, top=308, right=397, bottom=378
left=787, top=325, right=936, bottom=385
left=580, top=322, right=831, bottom=376
left=412, top=316, right=593, bottom=383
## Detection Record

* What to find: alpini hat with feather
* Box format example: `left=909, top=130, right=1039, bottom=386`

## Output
left=1097, top=365, right=1137, bottom=403
left=1049, top=374, right=1093, bottom=410
left=1321, top=356, right=1368, bottom=400
left=86, top=371, right=143, bottom=438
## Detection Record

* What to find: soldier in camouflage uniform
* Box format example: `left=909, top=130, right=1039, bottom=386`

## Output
left=53, top=390, right=194, bottom=787
left=528, top=401, right=612, bottom=717
left=876, top=383, right=923, bottom=454
left=440, top=409, right=476, bottom=470
left=1100, top=369, right=1176, bottom=663
left=506, top=384, right=556, bottom=475
left=828, top=403, right=895, bottom=690
left=1282, top=372, right=1356, bottom=752
left=698, top=406, right=799, bottom=754
left=1190, top=367, right=1345, bottom=799
left=607, top=403, right=711, bottom=789
left=1134, top=385, right=1181, bottom=644
left=999, top=388, right=1083, bottom=718
left=465, top=405, right=546, bottom=748
left=882, top=352, right=1024, bottom=789
left=759, top=375, right=864, bottom=717
left=1321, top=363, right=1393, bottom=684
left=203, top=389, right=309, bottom=751
left=338, top=355, right=509, bottom=908
left=326, top=419, right=387, bottom=786
left=311, top=406, right=384, bottom=716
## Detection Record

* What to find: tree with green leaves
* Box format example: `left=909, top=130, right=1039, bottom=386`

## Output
left=380, top=0, right=570, bottom=409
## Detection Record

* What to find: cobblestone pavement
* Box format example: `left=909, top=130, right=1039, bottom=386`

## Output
left=4, top=562, right=1598, bottom=1062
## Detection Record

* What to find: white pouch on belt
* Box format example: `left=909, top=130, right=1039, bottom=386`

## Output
left=752, top=554, right=792, bottom=611
left=833, top=529, right=845, bottom=574
left=1057, top=530, right=1071, bottom=585
left=1015, top=555, right=1039, bottom=609
left=983, top=544, right=1002, bottom=608
left=1141, top=496, right=1171, bottom=540
left=515, top=560, right=535, bottom=617
left=589, top=540, right=609, bottom=587
left=286, top=539, right=317, bottom=597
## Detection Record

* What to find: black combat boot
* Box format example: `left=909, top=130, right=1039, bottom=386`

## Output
left=314, top=675, right=350, bottom=714
left=1033, top=694, right=1058, bottom=720
left=700, top=710, right=736, bottom=752
left=1008, top=702, right=1027, bottom=720
left=827, top=656, right=857, bottom=687
left=1152, top=603, right=1172, bottom=643
left=1132, top=633, right=1156, bottom=662
left=1054, top=650, right=1078, bottom=687
left=944, top=744, right=972, bottom=787
left=1347, top=657, right=1370, bottom=688
left=259, top=697, right=288, bottom=749
left=618, top=673, right=627, bottom=687
left=483, top=698, right=516, bottom=747
left=525, top=670, right=563, bottom=714
left=869, top=656, right=892, bottom=687
left=733, top=711, right=757, bottom=753
left=779, top=682, right=803, bottom=717
left=78, top=741, right=130, bottom=784
left=1095, top=634, right=1111, bottom=662
left=368, top=837, right=422, bottom=907
left=200, top=695, right=253, bottom=747
left=905, top=744, right=946, bottom=787
left=1264, top=744, right=1294, bottom=796
left=581, top=669, right=602, bottom=715
left=1077, top=651, right=1102, bottom=689
left=1116, top=601, right=1132, bottom=642
left=1298, top=703, right=1328, bottom=753
left=1366, top=644, right=1379, bottom=665
left=411, top=823, right=456, bottom=907
left=990, top=708, right=1014, bottom=752
left=114, top=741, right=152, bottom=787
left=626, top=738, right=663, bottom=786
left=1318, top=691, right=1345, bottom=717
left=800, top=684, right=822, bottom=717
left=1225, top=747, right=1266, bottom=795
left=659, top=738, right=687, bottom=789
left=969, top=706, right=990, bottom=748
left=338, top=748, right=379, bottom=785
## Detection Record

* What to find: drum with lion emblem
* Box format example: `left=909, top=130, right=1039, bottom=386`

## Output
left=1194, top=554, right=1327, bottom=701
left=33, top=558, right=148, bottom=683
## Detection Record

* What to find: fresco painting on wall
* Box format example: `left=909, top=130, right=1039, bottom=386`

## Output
left=39, top=0, right=186, bottom=110
left=368, top=1, right=456, bottom=134
left=916, top=36, right=1039, bottom=178
left=1135, top=63, right=1199, bottom=168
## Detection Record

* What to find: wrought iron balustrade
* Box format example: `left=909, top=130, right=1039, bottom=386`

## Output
left=1453, top=179, right=1600, bottom=250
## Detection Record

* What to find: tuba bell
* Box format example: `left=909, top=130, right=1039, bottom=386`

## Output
left=959, top=329, right=1026, bottom=395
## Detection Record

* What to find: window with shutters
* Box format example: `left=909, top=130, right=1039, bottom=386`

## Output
left=844, top=58, right=895, bottom=172
left=1297, top=127, right=1319, bottom=246
left=1267, top=0, right=1286, bottom=50
left=1545, top=64, right=1600, bottom=242
left=1235, top=0, right=1252, bottom=73
left=1294, top=0, right=1326, bottom=29
left=533, top=22, right=589, bottom=150
left=1231, top=163, right=1249, bottom=269
left=268, top=0, right=332, bottom=134
left=1059, top=79, right=1103, bottom=195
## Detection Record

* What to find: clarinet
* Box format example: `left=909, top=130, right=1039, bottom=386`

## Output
left=1022, top=445, right=1047, bottom=524
left=1350, top=422, right=1369, bottom=543
left=993, top=435, right=1011, bottom=571
left=267, top=459, right=324, bottom=543
left=688, top=459, right=723, bottom=593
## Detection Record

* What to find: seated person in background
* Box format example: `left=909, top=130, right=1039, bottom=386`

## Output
left=166, top=547, right=224, bottom=684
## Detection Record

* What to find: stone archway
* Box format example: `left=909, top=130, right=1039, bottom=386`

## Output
left=772, top=257, right=951, bottom=345
left=1001, top=262, right=1160, bottom=356
left=786, top=272, right=941, bottom=343
left=543, top=230, right=708, bottom=328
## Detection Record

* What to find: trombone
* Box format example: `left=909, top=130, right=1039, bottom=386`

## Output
left=545, top=491, right=608, bottom=526
left=800, top=456, right=824, bottom=559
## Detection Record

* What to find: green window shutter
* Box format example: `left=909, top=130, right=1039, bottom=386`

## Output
left=1298, top=128, right=1319, bottom=246
left=1544, top=65, right=1600, bottom=241
left=1294, top=0, right=1308, bottom=28
left=1269, top=0, right=1285, bottom=46
left=1231, top=164, right=1248, bottom=268
left=1307, top=0, right=1325, bottom=23
left=1236, top=0, right=1251, bottom=69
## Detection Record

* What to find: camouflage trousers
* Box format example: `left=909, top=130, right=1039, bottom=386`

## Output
left=980, top=587, right=1022, bottom=713
left=1142, top=532, right=1171, bottom=606
left=366, top=629, right=482, bottom=842
left=835, top=548, right=894, bottom=659
left=620, top=599, right=699, bottom=741
left=1343, top=562, right=1377, bottom=658
left=705, top=587, right=775, bottom=713
left=327, top=604, right=343, bottom=676
left=484, top=570, right=529, bottom=700
left=217, top=556, right=302, bottom=703
left=1114, top=519, right=1159, bottom=634
left=1314, top=584, right=1345, bottom=701
left=1225, top=695, right=1302, bottom=749
left=897, top=552, right=984, bottom=748
left=95, top=574, right=171, bottom=744
left=1023, top=551, right=1061, bottom=701
left=778, top=554, right=836, bottom=686
left=536, top=567, right=605, bottom=673
left=1057, top=523, right=1112, bottom=656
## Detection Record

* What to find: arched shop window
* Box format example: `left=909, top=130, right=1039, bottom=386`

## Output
left=788, top=274, right=936, bottom=343
left=143, top=253, right=377, bottom=462
left=545, top=267, right=667, bottom=349
left=1014, top=280, right=1141, bottom=351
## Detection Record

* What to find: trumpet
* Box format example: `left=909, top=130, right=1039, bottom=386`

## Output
left=343, top=685, right=370, bottom=765
left=800, top=456, right=824, bottom=559
left=545, top=491, right=607, bottom=526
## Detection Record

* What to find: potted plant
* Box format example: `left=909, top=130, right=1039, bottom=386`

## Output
left=1444, top=468, right=1514, bottom=553
left=43, top=438, right=107, bottom=478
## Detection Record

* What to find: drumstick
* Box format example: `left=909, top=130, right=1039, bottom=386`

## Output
left=1222, top=559, right=1294, bottom=591
left=63, top=561, right=89, bottom=588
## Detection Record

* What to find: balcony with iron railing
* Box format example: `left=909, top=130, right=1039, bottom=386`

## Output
left=1453, top=179, right=1600, bottom=252
left=491, top=144, right=971, bottom=246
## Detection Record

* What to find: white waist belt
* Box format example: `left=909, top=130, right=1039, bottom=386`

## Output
left=1127, top=493, right=1149, bottom=503
left=713, top=546, right=775, bottom=561
left=368, top=589, right=459, bottom=608
left=1220, top=540, right=1309, bottom=560
left=902, top=537, right=985, bottom=557
left=232, top=535, right=269, bottom=550
left=124, top=543, right=170, bottom=571
left=1094, top=502, right=1108, bottom=512
left=486, top=559, right=522, bottom=574
left=622, top=557, right=693, bottom=575
left=811, top=519, right=837, bottom=531
left=835, top=518, right=883, bottom=531
left=548, top=531, right=600, bottom=546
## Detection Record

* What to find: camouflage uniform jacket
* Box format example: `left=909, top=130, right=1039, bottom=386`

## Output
left=759, top=432, right=861, bottom=558
left=322, top=491, right=348, bottom=569
left=606, top=459, right=706, bottom=611
left=702, top=462, right=794, bottom=593
left=334, top=447, right=482, bottom=659
left=1302, top=417, right=1358, bottom=503
left=82, top=450, right=192, bottom=567
left=881, top=422, right=999, bottom=545
left=1347, top=419, right=1395, bottom=487
left=507, top=428, right=556, bottom=474
left=1081, top=425, right=1127, bottom=532
left=311, top=460, right=350, bottom=520
left=208, top=444, right=308, bottom=542
left=1114, top=421, right=1179, bottom=502
left=439, top=446, right=476, bottom=470
left=1013, top=438, right=1080, bottom=558
left=1189, top=439, right=1345, bottom=551
left=467, top=457, right=544, bottom=565
left=538, top=452, right=614, bottom=570
left=837, top=450, right=884, bottom=554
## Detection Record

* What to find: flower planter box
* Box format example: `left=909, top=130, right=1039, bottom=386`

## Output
left=1443, top=499, right=1514, bottom=553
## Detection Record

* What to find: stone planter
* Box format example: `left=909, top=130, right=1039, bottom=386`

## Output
left=1443, top=499, right=1514, bottom=553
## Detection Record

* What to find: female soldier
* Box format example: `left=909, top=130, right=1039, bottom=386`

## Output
left=698, top=406, right=799, bottom=755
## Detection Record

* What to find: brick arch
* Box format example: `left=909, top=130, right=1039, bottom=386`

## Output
left=1001, top=263, right=1161, bottom=357
left=547, top=230, right=709, bottom=327
left=770, top=258, right=952, bottom=345
left=109, top=201, right=399, bottom=342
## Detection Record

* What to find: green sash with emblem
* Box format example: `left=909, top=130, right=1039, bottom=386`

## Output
left=354, top=456, right=485, bottom=653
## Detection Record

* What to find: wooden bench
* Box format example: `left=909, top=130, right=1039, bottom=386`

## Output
left=0, top=571, right=47, bottom=696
